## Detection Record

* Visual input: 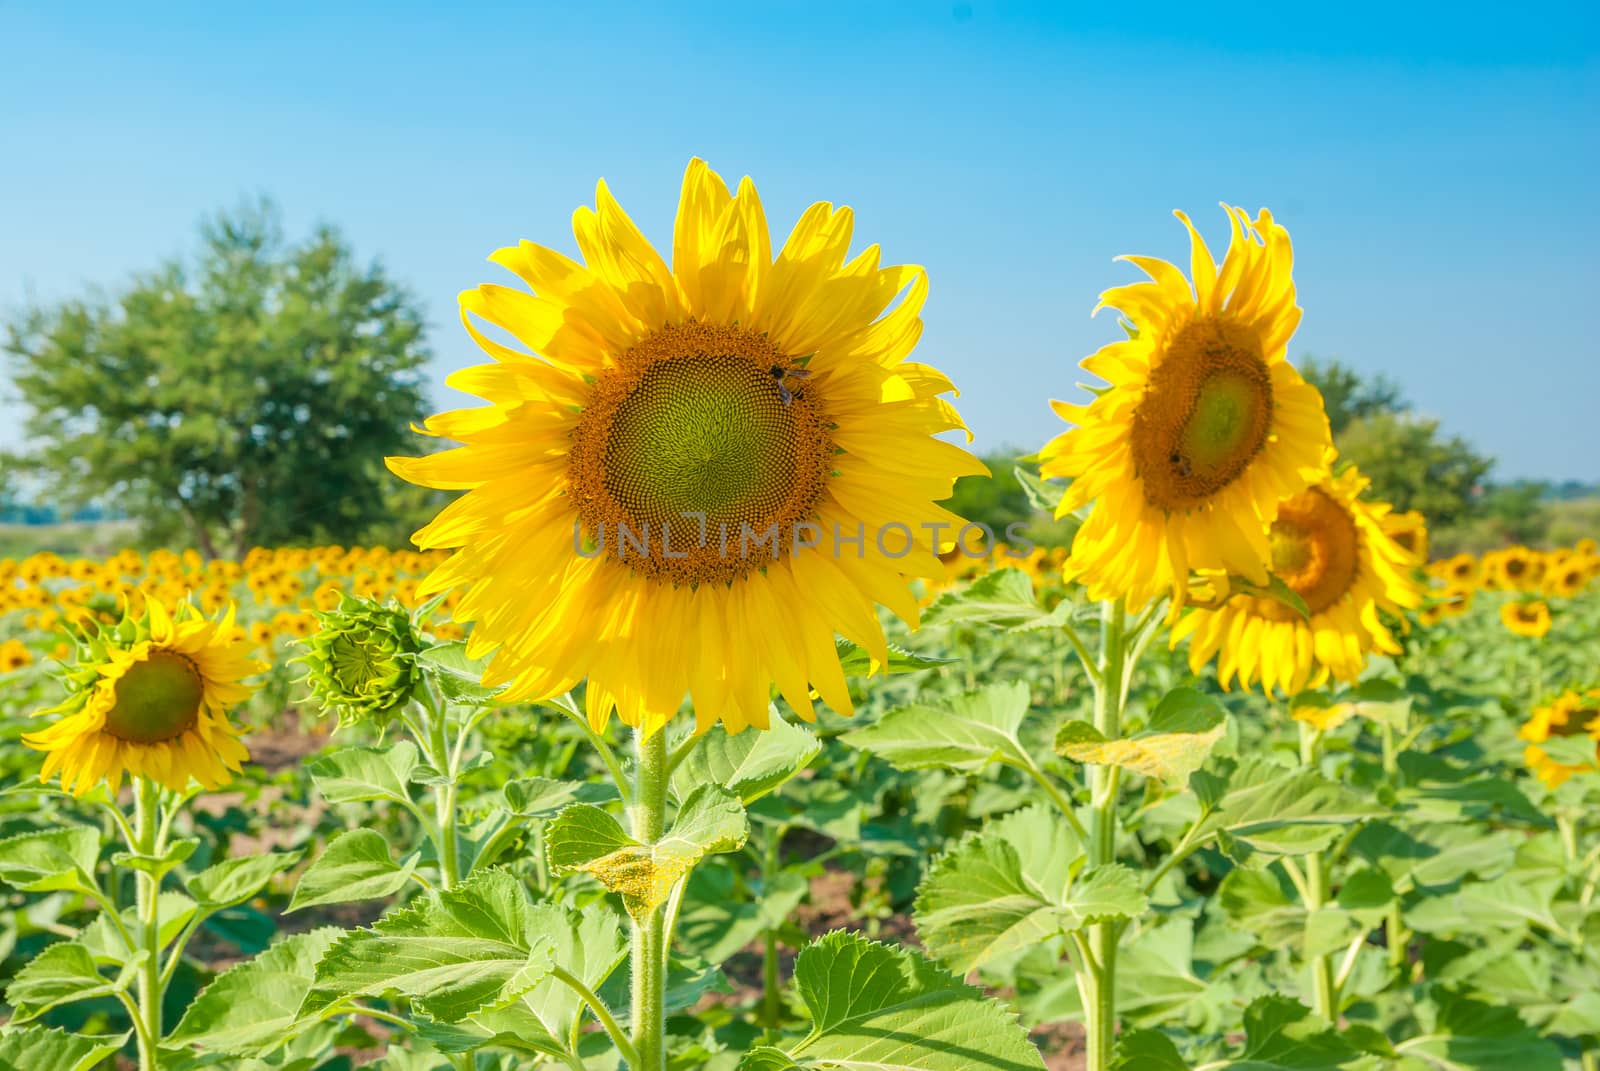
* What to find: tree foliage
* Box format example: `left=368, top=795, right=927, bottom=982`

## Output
left=1299, top=356, right=1407, bottom=436
left=4, top=199, right=431, bottom=557
left=1335, top=411, right=1492, bottom=530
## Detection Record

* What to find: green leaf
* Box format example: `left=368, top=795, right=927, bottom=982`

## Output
left=418, top=641, right=505, bottom=704
left=1013, top=463, right=1066, bottom=514
left=1113, top=1031, right=1190, bottom=1070
left=671, top=715, right=821, bottom=804
left=739, top=930, right=1045, bottom=1070
left=166, top=928, right=344, bottom=1057
left=4, top=941, right=141, bottom=1024
left=188, top=850, right=303, bottom=911
left=0, top=826, right=99, bottom=893
left=923, top=568, right=1058, bottom=630
left=842, top=681, right=1036, bottom=774
left=916, top=806, right=1145, bottom=973
left=547, top=785, right=748, bottom=920
left=1231, top=573, right=1312, bottom=621
left=1196, top=759, right=1387, bottom=858
left=308, top=742, right=420, bottom=806
left=1056, top=688, right=1227, bottom=787
left=500, top=776, right=617, bottom=819
left=304, top=868, right=556, bottom=1022
left=1208, top=995, right=1378, bottom=1069
left=287, top=830, right=416, bottom=912
left=111, top=836, right=200, bottom=878
left=833, top=638, right=955, bottom=678
left=0, top=1026, right=131, bottom=1071
left=472, top=904, right=627, bottom=1052
left=1393, top=990, right=1562, bottom=1071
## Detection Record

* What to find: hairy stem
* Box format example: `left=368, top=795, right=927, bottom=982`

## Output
left=631, top=727, right=669, bottom=1071
left=133, top=780, right=166, bottom=1071
left=1084, top=599, right=1128, bottom=1071
left=1299, top=721, right=1338, bottom=1021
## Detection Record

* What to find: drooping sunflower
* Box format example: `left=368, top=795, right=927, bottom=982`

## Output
left=1500, top=599, right=1552, bottom=639
left=1171, top=461, right=1423, bottom=695
left=1041, top=206, right=1332, bottom=608
left=24, top=601, right=262, bottom=796
left=389, top=160, right=984, bottom=736
left=1521, top=689, right=1600, bottom=788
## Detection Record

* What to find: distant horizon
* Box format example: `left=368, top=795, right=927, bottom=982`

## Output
left=2, top=2, right=1596, bottom=482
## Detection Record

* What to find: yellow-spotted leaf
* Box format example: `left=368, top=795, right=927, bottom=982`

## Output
left=546, top=784, right=747, bottom=920
left=1056, top=688, right=1227, bottom=787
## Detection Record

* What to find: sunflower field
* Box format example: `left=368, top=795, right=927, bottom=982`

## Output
left=2, top=163, right=1597, bottom=1071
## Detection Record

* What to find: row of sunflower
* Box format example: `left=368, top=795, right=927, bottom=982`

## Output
left=1, top=160, right=1597, bottom=1070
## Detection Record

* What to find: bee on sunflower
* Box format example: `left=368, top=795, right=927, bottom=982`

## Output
left=389, top=159, right=984, bottom=737
left=23, top=600, right=262, bottom=796
left=1171, top=459, right=1424, bottom=694
left=1040, top=205, right=1332, bottom=609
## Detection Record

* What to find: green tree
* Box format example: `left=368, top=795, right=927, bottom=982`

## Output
left=1300, top=356, right=1406, bottom=435
left=5, top=200, right=431, bottom=558
left=1335, top=411, right=1493, bottom=530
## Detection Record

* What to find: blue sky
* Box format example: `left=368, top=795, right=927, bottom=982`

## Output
left=1, top=1, right=1596, bottom=480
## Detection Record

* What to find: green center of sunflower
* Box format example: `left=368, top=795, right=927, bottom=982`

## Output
left=105, top=650, right=203, bottom=743
left=568, top=322, right=834, bottom=587
left=1131, top=319, right=1273, bottom=512
left=1257, top=487, right=1361, bottom=619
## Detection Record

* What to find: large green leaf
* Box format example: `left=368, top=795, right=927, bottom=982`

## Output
left=1195, top=758, right=1387, bottom=858
left=0, top=827, right=99, bottom=894
left=916, top=805, right=1144, bottom=973
left=1056, top=688, right=1227, bottom=787
left=842, top=681, right=1038, bottom=773
left=188, top=850, right=303, bottom=911
left=923, top=568, right=1063, bottom=630
left=287, top=829, right=417, bottom=912
left=4, top=941, right=142, bottom=1024
left=303, top=869, right=556, bottom=1022
left=1387, top=990, right=1563, bottom=1071
left=671, top=715, right=821, bottom=804
left=739, top=931, right=1046, bottom=1070
left=307, top=742, right=419, bottom=805
left=166, top=928, right=344, bottom=1057
left=546, top=784, right=748, bottom=919
left=471, top=905, right=628, bottom=1051
left=0, top=1026, right=131, bottom=1071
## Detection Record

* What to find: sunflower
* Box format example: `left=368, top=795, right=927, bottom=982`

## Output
left=1544, top=558, right=1588, bottom=599
left=1427, top=552, right=1479, bottom=592
left=1521, top=689, right=1600, bottom=788
left=23, top=601, right=262, bottom=796
left=1172, top=461, right=1422, bottom=694
left=0, top=638, right=33, bottom=672
left=1486, top=546, right=1543, bottom=592
left=1382, top=510, right=1428, bottom=565
left=1500, top=599, right=1551, bottom=639
left=1040, top=206, right=1331, bottom=609
left=389, top=159, right=984, bottom=736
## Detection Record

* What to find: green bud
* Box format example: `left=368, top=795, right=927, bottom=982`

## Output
left=297, top=596, right=425, bottom=728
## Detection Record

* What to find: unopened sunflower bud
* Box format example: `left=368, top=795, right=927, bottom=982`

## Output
left=298, top=597, right=425, bottom=728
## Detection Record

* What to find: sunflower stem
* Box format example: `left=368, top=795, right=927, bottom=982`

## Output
left=761, top=828, right=783, bottom=1029
left=1084, top=598, right=1128, bottom=1071
left=133, top=779, right=166, bottom=1071
left=630, top=726, right=669, bottom=1071
left=1299, top=721, right=1339, bottom=1022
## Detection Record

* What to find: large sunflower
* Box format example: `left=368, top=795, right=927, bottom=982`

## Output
left=1041, top=206, right=1331, bottom=608
left=24, top=601, right=262, bottom=796
left=389, top=160, right=983, bottom=737
left=1172, top=462, right=1423, bottom=695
